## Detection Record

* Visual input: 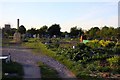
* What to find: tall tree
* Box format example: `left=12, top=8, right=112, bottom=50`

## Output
left=27, top=28, right=38, bottom=35
left=38, top=25, right=48, bottom=37
left=18, top=25, right=26, bottom=34
left=48, top=24, right=61, bottom=37
left=70, top=26, right=84, bottom=38
left=99, top=26, right=108, bottom=39
left=87, top=27, right=100, bottom=39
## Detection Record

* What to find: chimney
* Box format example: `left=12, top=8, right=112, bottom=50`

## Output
left=17, top=19, right=19, bottom=29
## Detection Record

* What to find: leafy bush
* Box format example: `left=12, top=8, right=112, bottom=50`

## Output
left=113, top=47, right=120, bottom=54
left=106, top=42, right=115, bottom=48
left=46, top=41, right=60, bottom=49
left=107, top=55, right=120, bottom=68
left=77, top=70, right=90, bottom=78
left=99, top=40, right=111, bottom=47
left=86, top=64, right=96, bottom=71
left=115, top=42, right=120, bottom=47
left=86, top=40, right=101, bottom=48
left=86, top=40, right=114, bottom=48
left=96, top=66, right=110, bottom=72
left=76, top=43, right=89, bottom=50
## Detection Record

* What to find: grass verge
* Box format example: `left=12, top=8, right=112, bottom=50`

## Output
left=38, top=62, right=61, bottom=80
left=2, top=60, right=24, bottom=80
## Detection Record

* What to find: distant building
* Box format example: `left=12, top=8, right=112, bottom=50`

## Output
left=2, top=24, right=11, bottom=38
left=4, top=24, right=11, bottom=30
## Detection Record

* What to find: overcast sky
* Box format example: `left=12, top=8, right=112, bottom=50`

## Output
left=0, top=0, right=119, bottom=32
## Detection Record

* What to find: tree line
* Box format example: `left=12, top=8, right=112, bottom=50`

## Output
left=2, top=24, right=120, bottom=41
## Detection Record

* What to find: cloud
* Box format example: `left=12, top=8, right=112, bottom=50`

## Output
left=61, top=6, right=118, bottom=32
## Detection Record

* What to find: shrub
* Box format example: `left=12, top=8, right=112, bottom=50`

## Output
left=86, top=40, right=100, bottom=48
left=113, top=47, right=120, bottom=54
left=115, top=42, right=120, bottom=47
left=77, top=70, right=90, bottom=78
left=106, top=42, right=115, bottom=48
left=107, top=55, right=120, bottom=68
left=99, top=40, right=111, bottom=47
left=86, top=64, right=96, bottom=71
left=96, top=66, right=110, bottom=72
left=86, top=40, right=114, bottom=49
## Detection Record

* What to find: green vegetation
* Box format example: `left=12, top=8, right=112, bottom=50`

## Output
left=2, top=38, right=17, bottom=47
left=38, top=62, right=61, bottom=80
left=2, top=61, right=23, bottom=80
left=23, top=38, right=120, bottom=79
left=23, top=38, right=56, bottom=58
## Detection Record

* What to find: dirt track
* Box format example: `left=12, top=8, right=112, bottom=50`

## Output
left=1, top=45, right=76, bottom=79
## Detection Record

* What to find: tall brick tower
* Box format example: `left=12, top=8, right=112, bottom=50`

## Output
left=17, top=19, right=19, bottom=30
left=13, top=19, right=21, bottom=43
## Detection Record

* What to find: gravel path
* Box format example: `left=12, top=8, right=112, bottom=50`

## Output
left=1, top=45, right=77, bottom=79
